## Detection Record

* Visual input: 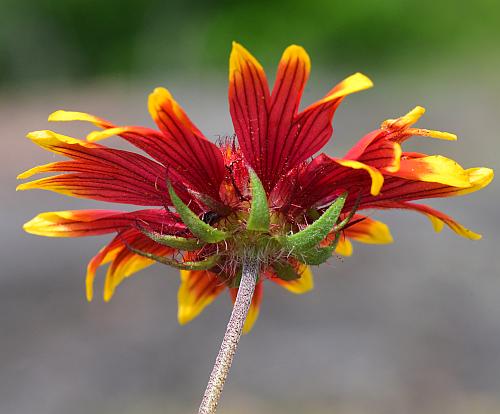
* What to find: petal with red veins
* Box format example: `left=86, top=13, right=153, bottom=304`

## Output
left=365, top=166, right=493, bottom=206
left=23, top=209, right=183, bottom=238
left=281, top=73, right=373, bottom=172
left=49, top=111, right=174, bottom=165
left=17, top=130, right=170, bottom=206
left=148, top=87, right=226, bottom=199
left=366, top=201, right=482, bottom=240
left=229, top=42, right=271, bottom=186
left=344, top=129, right=402, bottom=173
left=266, top=45, right=310, bottom=190
left=51, top=99, right=226, bottom=201
left=287, top=153, right=384, bottom=211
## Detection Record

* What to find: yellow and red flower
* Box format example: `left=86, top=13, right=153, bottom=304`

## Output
left=19, top=43, right=493, bottom=333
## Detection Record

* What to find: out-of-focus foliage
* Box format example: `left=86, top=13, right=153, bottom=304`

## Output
left=1, top=0, right=499, bottom=84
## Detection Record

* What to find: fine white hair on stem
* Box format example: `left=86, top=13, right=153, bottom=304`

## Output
left=198, top=257, right=259, bottom=414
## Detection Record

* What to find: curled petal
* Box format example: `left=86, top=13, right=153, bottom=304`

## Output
left=304, top=72, right=373, bottom=112
left=334, top=159, right=384, bottom=196
left=366, top=201, right=482, bottom=240
left=381, top=106, right=426, bottom=131
left=343, top=129, right=402, bottom=173
left=381, top=106, right=457, bottom=142
left=406, top=128, right=457, bottom=141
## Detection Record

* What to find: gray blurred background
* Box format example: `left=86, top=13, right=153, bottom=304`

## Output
left=1, top=1, right=500, bottom=413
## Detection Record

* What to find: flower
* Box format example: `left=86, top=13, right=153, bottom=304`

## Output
left=18, top=42, right=493, bottom=333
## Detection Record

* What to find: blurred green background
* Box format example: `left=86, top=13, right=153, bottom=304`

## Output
left=1, top=1, right=499, bottom=414
left=2, top=0, right=500, bottom=86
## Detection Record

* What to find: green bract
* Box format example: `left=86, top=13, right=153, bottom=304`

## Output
left=137, top=226, right=204, bottom=251
left=272, top=261, right=300, bottom=281
left=127, top=245, right=220, bottom=270
left=279, top=192, right=347, bottom=251
left=167, top=182, right=228, bottom=243
left=246, top=169, right=270, bottom=232
left=294, top=233, right=341, bottom=265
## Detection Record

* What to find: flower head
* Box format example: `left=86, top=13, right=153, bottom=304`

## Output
left=19, top=42, right=493, bottom=332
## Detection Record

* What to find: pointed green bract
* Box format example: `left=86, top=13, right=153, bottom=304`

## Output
left=247, top=169, right=270, bottom=232
left=127, top=245, right=220, bottom=270
left=333, top=193, right=360, bottom=232
left=280, top=192, right=347, bottom=251
left=167, top=182, right=228, bottom=243
left=137, top=226, right=203, bottom=251
left=295, top=233, right=341, bottom=265
left=273, top=261, right=300, bottom=281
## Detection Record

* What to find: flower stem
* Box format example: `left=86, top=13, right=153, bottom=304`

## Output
left=198, top=257, right=259, bottom=414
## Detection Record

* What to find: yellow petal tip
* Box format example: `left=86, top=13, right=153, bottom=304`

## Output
left=177, top=309, right=192, bottom=326
left=26, top=130, right=52, bottom=140
left=48, top=110, right=66, bottom=122
left=87, top=127, right=128, bottom=142
left=48, top=110, right=104, bottom=126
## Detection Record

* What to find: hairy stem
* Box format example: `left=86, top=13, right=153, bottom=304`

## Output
left=198, top=257, right=259, bottom=414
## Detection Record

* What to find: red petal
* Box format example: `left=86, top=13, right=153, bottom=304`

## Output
left=277, top=153, right=383, bottom=211
left=363, top=201, right=482, bottom=240
left=228, top=42, right=271, bottom=186
left=344, top=129, right=402, bottom=173
left=23, top=209, right=183, bottom=237
left=17, top=130, right=170, bottom=206
left=282, top=73, right=373, bottom=174
left=148, top=88, right=226, bottom=199
left=364, top=167, right=493, bottom=206
left=265, top=46, right=311, bottom=191
left=50, top=104, right=226, bottom=201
